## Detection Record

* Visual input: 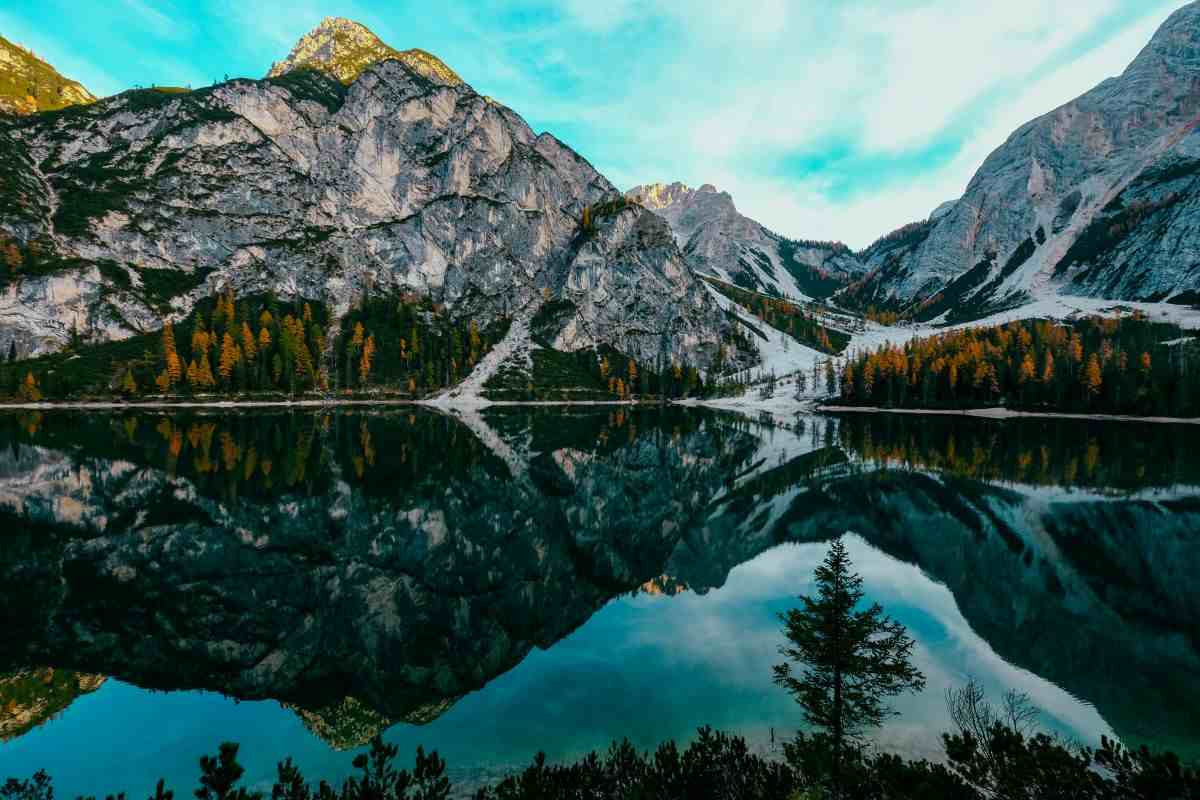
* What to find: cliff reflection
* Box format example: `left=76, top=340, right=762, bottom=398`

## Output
left=0, top=407, right=1197, bottom=759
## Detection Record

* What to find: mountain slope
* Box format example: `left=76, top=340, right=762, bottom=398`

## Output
left=626, top=182, right=865, bottom=301
left=0, top=35, right=94, bottom=115
left=847, top=1, right=1200, bottom=322
left=0, top=23, right=739, bottom=371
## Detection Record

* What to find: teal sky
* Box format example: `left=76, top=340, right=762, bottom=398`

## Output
left=0, top=0, right=1190, bottom=247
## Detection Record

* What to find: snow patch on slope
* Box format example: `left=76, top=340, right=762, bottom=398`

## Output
left=429, top=302, right=539, bottom=406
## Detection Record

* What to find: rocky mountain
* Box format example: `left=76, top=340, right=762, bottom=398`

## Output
left=0, top=21, right=738, bottom=373
left=626, top=182, right=864, bottom=301
left=0, top=35, right=95, bottom=116
left=847, top=1, right=1200, bottom=321
left=266, top=17, right=462, bottom=86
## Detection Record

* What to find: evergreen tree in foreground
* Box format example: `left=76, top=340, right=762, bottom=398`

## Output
left=774, top=536, right=926, bottom=798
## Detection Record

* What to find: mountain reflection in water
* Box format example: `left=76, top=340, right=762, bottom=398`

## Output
left=0, top=407, right=1197, bottom=796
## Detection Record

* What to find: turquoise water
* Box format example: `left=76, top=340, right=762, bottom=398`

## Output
left=0, top=408, right=1196, bottom=796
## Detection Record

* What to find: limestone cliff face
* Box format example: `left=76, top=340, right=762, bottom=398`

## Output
left=626, top=182, right=864, bottom=300
left=0, top=24, right=732, bottom=370
left=851, top=1, right=1200, bottom=320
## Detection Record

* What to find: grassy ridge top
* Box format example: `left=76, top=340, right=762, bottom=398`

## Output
left=0, top=35, right=95, bottom=115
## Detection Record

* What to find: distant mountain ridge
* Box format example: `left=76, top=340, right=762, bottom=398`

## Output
left=0, top=35, right=94, bottom=115
left=625, top=181, right=865, bottom=301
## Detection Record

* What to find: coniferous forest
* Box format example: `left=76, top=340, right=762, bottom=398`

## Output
left=0, top=291, right=734, bottom=403
left=834, top=315, right=1200, bottom=416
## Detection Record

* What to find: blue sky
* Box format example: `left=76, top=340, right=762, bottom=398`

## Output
left=0, top=0, right=1191, bottom=247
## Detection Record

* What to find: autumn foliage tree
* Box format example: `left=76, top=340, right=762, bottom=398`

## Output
left=836, top=316, right=1200, bottom=417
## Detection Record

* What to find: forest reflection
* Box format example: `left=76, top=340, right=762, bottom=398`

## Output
left=833, top=412, right=1200, bottom=490
left=5, top=409, right=1200, bottom=509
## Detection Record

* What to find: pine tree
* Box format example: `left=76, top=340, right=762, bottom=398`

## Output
left=359, top=334, right=376, bottom=384
left=241, top=322, right=257, bottom=363
left=18, top=371, right=41, bottom=402
left=219, top=333, right=240, bottom=382
left=841, top=362, right=854, bottom=398
left=191, top=314, right=210, bottom=357
left=121, top=370, right=138, bottom=396
left=7, top=340, right=16, bottom=363
left=198, top=352, right=216, bottom=388
left=161, top=320, right=182, bottom=386
left=195, top=742, right=254, bottom=800
left=1083, top=353, right=1103, bottom=401
left=774, top=537, right=925, bottom=798
left=1018, top=353, right=1035, bottom=384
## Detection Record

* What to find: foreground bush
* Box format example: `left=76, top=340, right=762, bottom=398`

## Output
left=3, top=724, right=1197, bottom=800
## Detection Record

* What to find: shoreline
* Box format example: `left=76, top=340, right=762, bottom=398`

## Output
left=1, top=397, right=1197, bottom=425
left=0, top=397, right=647, bottom=411
left=816, top=404, right=1200, bottom=425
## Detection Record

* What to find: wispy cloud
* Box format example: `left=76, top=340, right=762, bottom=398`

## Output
left=3, top=0, right=1190, bottom=246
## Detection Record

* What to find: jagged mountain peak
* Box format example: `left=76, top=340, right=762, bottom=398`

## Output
left=626, top=181, right=729, bottom=211
left=0, top=34, right=95, bottom=115
left=266, top=16, right=461, bottom=86
left=626, top=180, right=864, bottom=300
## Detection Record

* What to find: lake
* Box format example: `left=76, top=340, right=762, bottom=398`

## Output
left=0, top=406, right=1197, bottom=797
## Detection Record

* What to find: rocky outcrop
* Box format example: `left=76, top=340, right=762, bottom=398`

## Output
left=267, top=17, right=462, bottom=86
left=0, top=24, right=738, bottom=370
left=0, top=35, right=94, bottom=116
left=848, top=1, right=1200, bottom=320
left=626, top=182, right=864, bottom=300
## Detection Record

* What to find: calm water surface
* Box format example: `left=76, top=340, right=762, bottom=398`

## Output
left=0, top=407, right=1197, bottom=796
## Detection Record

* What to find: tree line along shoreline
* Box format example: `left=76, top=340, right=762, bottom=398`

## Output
left=0, top=290, right=751, bottom=404
left=2, top=288, right=1199, bottom=418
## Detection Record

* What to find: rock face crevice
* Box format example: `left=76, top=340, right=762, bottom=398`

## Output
left=0, top=25, right=737, bottom=369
